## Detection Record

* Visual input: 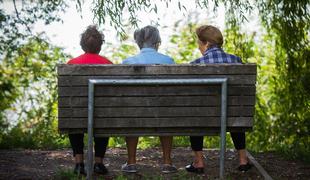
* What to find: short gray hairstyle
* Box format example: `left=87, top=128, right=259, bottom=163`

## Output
left=134, top=25, right=161, bottom=49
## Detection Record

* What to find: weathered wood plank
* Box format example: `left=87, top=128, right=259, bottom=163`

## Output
left=58, top=96, right=219, bottom=107
left=59, top=85, right=219, bottom=96
left=59, top=127, right=251, bottom=136
left=58, top=106, right=254, bottom=118
left=58, top=85, right=256, bottom=97
left=58, top=75, right=256, bottom=86
left=58, top=117, right=253, bottom=129
left=57, top=64, right=257, bottom=76
left=58, top=96, right=255, bottom=107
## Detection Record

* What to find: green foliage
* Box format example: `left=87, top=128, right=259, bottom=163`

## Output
left=173, top=136, right=190, bottom=147
left=138, top=137, right=160, bottom=149
left=245, top=34, right=278, bottom=152
left=0, top=37, right=69, bottom=149
left=103, top=42, right=138, bottom=64
left=0, top=0, right=309, bottom=164
left=108, top=137, right=162, bottom=149
left=108, top=137, right=126, bottom=148
left=0, top=64, right=17, bottom=135
left=0, top=1, right=65, bottom=57
left=166, top=23, right=200, bottom=64
left=0, top=1, right=72, bottom=149
left=256, top=0, right=310, bottom=161
left=0, top=122, right=36, bottom=148
left=223, top=25, right=255, bottom=62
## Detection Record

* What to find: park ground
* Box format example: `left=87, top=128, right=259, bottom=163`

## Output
left=0, top=147, right=309, bottom=179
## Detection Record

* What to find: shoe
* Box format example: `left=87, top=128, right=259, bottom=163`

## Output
left=185, top=163, right=204, bottom=174
left=161, top=164, right=177, bottom=173
left=94, top=163, right=108, bottom=175
left=121, top=163, right=138, bottom=173
left=238, top=162, right=252, bottom=172
left=73, top=163, right=86, bottom=176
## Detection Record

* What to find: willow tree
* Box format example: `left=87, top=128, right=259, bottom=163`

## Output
left=257, top=1, right=309, bottom=159
left=0, top=0, right=68, bottom=148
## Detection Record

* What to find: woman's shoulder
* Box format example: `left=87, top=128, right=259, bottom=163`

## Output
left=156, top=52, right=174, bottom=62
left=122, top=56, right=138, bottom=64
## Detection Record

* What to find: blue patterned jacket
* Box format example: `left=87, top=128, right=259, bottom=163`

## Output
left=190, top=46, right=241, bottom=64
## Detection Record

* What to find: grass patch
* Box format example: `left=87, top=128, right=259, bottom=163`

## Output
left=54, top=169, right=82, bottom=180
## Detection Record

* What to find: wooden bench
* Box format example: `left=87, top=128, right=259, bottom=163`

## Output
left=57, top=64, right=257, bottom=179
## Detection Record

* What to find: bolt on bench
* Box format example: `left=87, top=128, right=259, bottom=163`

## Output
left=57, top=64, right=257, bottom=179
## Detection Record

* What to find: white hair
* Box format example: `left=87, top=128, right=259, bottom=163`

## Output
left=134, top=25, right=161, bottom=49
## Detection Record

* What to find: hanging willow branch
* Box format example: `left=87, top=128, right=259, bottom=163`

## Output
left=76, top=0, right=252, bottom=37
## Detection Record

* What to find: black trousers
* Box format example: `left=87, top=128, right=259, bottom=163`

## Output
left=68, top=134, right=109, bottom=158
left=190, top=132, right=245, bottom=151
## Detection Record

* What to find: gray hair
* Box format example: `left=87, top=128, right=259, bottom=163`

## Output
left=134, top=25, right=161, bottom=49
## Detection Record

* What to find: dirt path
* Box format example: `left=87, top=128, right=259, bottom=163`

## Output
left=0, top=148, right=309, bottom=179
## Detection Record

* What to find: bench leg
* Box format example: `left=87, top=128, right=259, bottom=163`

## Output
left=219, top=80, right=227, bottom=179
left=87, top=82, right=95, bottom=180
left=219, top=126, right=226, bottom=179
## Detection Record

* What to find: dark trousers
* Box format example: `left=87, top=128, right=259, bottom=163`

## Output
left=190, top=132, right=245, bottom=151
left=68, top=134, right=109, bottom=158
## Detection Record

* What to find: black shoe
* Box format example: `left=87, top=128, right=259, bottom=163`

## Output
left=94, top=163, right=108, bottom=175
left=185, top=163, right=204, bottom=174
left=238, top=162, right=252, bottom=172
left=73, top=163, right=86, bottom=176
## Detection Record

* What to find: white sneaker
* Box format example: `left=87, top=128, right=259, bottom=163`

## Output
left=121, top=163, right=138, bottom=173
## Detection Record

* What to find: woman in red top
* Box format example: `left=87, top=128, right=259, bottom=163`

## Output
left=67, top=25, right=112, bottom=175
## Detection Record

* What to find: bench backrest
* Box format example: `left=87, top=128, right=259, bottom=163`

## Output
left=58, top=64, right=256, bottom=136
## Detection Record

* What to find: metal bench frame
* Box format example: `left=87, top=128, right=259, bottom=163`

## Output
left=86, top=78, right=228, bottom=179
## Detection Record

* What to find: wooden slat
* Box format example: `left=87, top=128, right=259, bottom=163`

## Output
left=58, top=96, right=255, bottom=107
left=58, top=117, right=253, bottom=129
left=57, top=64, right=257, bottom=76
left=58, top=106, right=254, bottom=118
left=58, top=85, right=256, bottom=97
left=57, top=75, right=256, bottom=86
left=59, top=85, right=219, bottom=97
left=59, top=127, right=252, bottom=136
left=58, top=96, right=219, bottom=107
left=229, top=96, right=256, bottom=106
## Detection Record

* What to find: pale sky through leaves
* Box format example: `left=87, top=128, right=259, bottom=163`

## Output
left=3, top=1, right=258, bottom=58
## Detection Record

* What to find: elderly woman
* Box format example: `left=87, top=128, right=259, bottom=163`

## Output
left=121, top=25, right=177, bottom=173
left=185, top=25, right=252, bottom=174
left=67, top=25, right=112, bottom=175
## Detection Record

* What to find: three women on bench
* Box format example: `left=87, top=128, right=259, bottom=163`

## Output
left=66, top=25, right=251, bottom=176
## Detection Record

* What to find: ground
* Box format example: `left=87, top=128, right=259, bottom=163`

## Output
left=0, top=147, right=309, bottom=179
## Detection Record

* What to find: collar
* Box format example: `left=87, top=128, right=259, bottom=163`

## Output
left=203, top=46, right=222, bottom=56
left=140, top=48, right=157, bottom=53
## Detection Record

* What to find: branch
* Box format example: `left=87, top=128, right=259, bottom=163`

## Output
left=13, top=0, right=32, bottom=33
left=12, top=0, right=20, bottom=19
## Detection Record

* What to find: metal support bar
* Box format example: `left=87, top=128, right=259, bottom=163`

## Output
left=220, top=79, right=228, bottom=179
left=87, top=82, right=94, bottom=180
left=87, top=78, right=228, bottom=179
